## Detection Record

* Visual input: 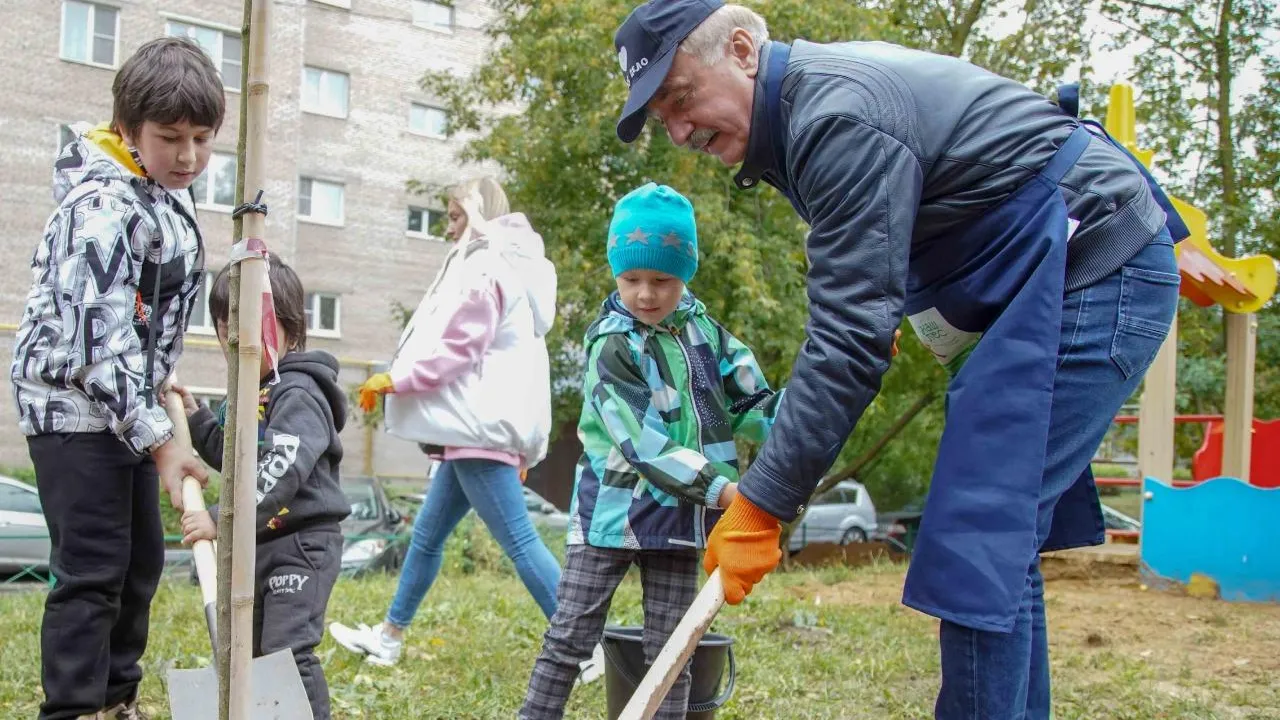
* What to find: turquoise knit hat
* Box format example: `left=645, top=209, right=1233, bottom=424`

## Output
left=607, top=183, right=698, bottom=282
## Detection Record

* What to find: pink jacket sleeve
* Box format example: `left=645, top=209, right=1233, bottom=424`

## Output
left=392, top=279, right=504, bottom=394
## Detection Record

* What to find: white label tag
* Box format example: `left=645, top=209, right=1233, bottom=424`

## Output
left=1067, top=217, right=1080, bottom=241
left=907, top=307, right=982, bottom=367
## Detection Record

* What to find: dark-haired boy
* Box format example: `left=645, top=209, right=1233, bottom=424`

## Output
left=9, top=36, right=225, bottom=720
left=172, top=256, right=350, bottom=720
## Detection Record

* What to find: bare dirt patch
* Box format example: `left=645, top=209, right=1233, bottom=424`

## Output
left=788, top=561, right=1280, bottom=717
left=1047, top=575, right=1280, bottom=688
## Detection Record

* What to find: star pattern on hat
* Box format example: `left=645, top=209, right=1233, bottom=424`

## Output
left=608, top=234, right=620, bottom=250
left=626, top=227, right=649, bottom=245
left=662, top=232, right=683, bottom=248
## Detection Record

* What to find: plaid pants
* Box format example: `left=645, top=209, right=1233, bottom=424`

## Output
left=520, top=543, right=699, bottom=720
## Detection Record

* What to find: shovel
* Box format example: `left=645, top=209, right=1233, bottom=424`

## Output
left=163, top=390, right=314, bottom=720
left=617, top=569, right=726, bottom=720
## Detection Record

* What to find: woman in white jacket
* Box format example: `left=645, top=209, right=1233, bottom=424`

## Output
left=330, top=177, right=561, bottom=666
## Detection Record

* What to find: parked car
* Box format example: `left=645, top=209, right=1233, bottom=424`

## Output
left=397, top=482, right=571, bottom=532
left=871, top=497, right=1143, bottom=553
left=1101, top=504, right=1141, bottom=532
left=0, top=475, right=50, bottom=582
left=874, top=497, right=924, bottom=551
left=341, top=475, right=409, bottom=576
left=788, top=480, right=878, bottom=552
left=522, top=486, right=570, bottom=531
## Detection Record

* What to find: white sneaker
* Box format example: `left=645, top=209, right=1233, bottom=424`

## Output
left=577, top=643, right=605, bottom=685
left=328, top=621, right=403, bottom=666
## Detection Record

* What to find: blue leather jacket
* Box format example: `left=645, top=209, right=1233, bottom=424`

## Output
left=735, top=40, right=1167, bottom=521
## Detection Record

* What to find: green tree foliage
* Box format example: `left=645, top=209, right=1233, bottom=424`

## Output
left=420, top=0, right=1275, bottom=507
left=1094, top=0, right=1279, bottom=462
left=423, top=0, right=958, bottom=509
left=875, top=0, right=1093, bottom=91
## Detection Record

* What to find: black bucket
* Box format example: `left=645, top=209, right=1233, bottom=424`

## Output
left=600, top=625, right=736, bottom=720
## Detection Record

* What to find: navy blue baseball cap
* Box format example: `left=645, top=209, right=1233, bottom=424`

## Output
left=614, top=0, right=724, bottom=143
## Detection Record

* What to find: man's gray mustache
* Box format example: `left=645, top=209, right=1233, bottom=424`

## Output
left=686, top=129, right=716, bottom=151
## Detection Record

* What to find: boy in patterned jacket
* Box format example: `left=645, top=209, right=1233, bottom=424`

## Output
left=520, top=183, right=784, bottom=719
left=8, top=38, right=222, bottom=720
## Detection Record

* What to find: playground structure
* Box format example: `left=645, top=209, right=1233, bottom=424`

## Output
left=1099, top=84, right=1279, bottom=602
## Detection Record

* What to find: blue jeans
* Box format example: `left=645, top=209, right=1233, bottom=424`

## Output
left=385, top=459, right=561, bottom=627
left=936, top=231, right=1180, bottom=719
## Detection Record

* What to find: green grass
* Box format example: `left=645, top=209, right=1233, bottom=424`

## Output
left=3, top=519, right=1278, bottom=718
left=0, top=464, right=37, bottom=484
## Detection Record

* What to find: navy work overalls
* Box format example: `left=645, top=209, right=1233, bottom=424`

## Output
left=900, top=126, right=1092, bottom=632
left=898, top=91, right=1188, bottom=633
left=761, top=44, right=1182, bottom=632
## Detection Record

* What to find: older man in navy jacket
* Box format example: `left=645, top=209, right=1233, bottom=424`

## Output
left=612, top=1, right=1184, bottom=717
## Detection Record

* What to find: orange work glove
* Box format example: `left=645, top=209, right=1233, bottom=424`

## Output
left=358, top=372, right=395, bottom=413
left=703, top=493, right=783, bottom=605
left=892, top=328, right=902, bottom=357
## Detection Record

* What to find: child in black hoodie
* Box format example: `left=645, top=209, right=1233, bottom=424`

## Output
left=173, top=255, right=350, bottom=720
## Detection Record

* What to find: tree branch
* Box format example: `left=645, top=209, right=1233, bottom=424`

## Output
left=930, top=0, right=954, bottom=32
left=779, top=392, right=938, bottom=562
left=949, top=0, right=990, bottom=56
left=985, top=0, right=1042, bottom=77
left=1106, top=15, right=1214, bottom=72
left=1111, top=0, right=1193, bottom=17
left=819, top=392, right=938, bottom=490
left=1108, top=0, right=1216, bottom=43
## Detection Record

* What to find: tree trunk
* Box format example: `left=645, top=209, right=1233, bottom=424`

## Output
left=1214, top=0, right=1238, bottom=257
left=948, top=0, right=989, bottom=56
left=215, top=2, right=253, bottom=716
left=220, top=2, right=271, bottom=718
left=780, top=392, right=937, bottom=564
left=815, top=392, right=937, bottom=495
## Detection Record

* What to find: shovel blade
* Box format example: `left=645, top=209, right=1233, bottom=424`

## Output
left=167, top=649, right=313, bottom=720
left=167, top=667, right=217, bottom=720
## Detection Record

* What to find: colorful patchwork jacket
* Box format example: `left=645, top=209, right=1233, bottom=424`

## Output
left=568, top=292, right=784, bottom=550
left=10, top=123, right=205, bottom=455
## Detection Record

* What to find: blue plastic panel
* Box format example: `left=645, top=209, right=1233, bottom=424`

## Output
left=1141, top=476, right=1280, bottom=603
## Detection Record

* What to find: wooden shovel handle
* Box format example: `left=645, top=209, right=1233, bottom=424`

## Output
left=617, top=569, right=726, bottom=720
left=162, top=389, right=219, bottom=647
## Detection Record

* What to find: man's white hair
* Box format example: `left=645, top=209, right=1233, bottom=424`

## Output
left=679, top=4, right=770, bottom=65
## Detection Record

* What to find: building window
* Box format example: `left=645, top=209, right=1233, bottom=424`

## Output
left=409, top=104, right=449, bottom=138
left=306, top=293, right=341, bottom=336
left=61, top=1, right=119, bottom=68
left=298, top=178, right=344, bottom=225
left=407, top=206, right=446, bottom=239
left=301, top=66, right=349, bottom=118
left=56, top=124, right=77, bottom=156
left=191, top=152, right=237, bottom=209
left=411, top=1, right=454, bottom=33
left=188, top=270, right=217, bottom=334
left=166, top=20, right=243, bottom=91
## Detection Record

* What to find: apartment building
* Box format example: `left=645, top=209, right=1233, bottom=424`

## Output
left=0, top=0, right=500, bottom=477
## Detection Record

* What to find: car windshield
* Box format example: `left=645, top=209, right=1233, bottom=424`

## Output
left=0, top=482, right=42, bottom=514
left=343, top=483, right=379, bottom=520
left=1103, top=506, right=1140, bottom=530
left=524, top=488, right=551, bottom=511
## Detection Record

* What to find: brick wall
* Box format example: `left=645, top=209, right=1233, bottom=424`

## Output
left=0, top=0, right=501, bottom=479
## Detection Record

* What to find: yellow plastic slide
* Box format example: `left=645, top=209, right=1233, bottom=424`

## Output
left=1104, top=84, right=1276, bottom=313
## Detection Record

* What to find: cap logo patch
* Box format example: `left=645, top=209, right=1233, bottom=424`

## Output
left=618, top=46, right=649, bottom=87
